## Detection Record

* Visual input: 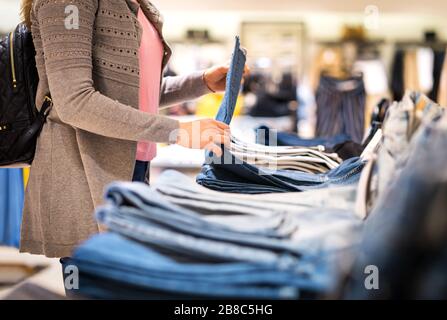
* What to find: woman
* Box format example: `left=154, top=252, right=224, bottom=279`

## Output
left=19, top=0, right=245, bottom=258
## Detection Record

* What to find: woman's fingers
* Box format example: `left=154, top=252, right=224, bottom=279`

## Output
left=212, top=120, right=230, bottom=130
left=176, top=119, right=231, bottom=154
left=219, top=65, right=230, bottom=73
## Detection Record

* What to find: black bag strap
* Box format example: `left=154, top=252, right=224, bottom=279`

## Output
left=10, top=95, right=53, bottom=158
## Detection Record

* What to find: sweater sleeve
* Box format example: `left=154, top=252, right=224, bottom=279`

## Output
left=34, top=0, right=179, bottom=143
left=160, top=71, right=212, bottom=107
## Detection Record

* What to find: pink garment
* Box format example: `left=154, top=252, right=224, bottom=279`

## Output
left=135, top=4, right=164, bottom=161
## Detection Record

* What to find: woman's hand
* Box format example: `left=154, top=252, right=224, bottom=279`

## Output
left=203, top=63, right=250, bottom=92
left=176, top=119, right=231, bottom=157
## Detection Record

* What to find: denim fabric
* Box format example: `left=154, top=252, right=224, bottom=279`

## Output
left=428, top=49, right=445, bottom=102
left=230, top=136, right=342, bottom=173
left=256, top=124, right=364, bottom=160
left=376, top=91, right=444, bottom=196
left=88, top=180, right=363, bottom=298
left=132, top=160, right=149, bottom=184
left=315, top=75, right=366, bottom=144
left=65, top=174, right=363, bottom=299
left=197, top=37, right=364, bottom=193
left=391, top=50, right=405, bottom=101
left=255, top=126, right=363, bottom=161
left=255, top=125, right=351, bottom=149
left=330, top=141, right=363, bottom=161
left=0, top=169, right=24, bottom=248
left=95, top=182, right=303, bottom=263
left=344, top=112, right=447, bottom=299
left=67, top=233, right=332, bottom=299
left=153, top=170, right=363, bottom=258
left=215, top=36, right=246, bottom=125
left=197, top=156, right=364, bottom=194
left=155, top=170, right=358, bottom=217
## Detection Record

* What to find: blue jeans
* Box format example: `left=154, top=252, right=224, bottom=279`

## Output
left=345, top=110, right=447, bottom=299
left=376, top=91, right=444, bottom=196
left=96, top=182, right=302, bottom=261
left=132, top=161, right=149, bottom=184
left=214, top=36, right=246, bottom=126
left=197, top=156, right=364, bottom=194
left=315, top=75, right=366, bottom=144
left=155, top=169, right=358, bottom=217
left=255, top=125, right=352, bottom=149
left=66, top=233, right=331, bottom=299
left=197, top=36, right=364, bottom=194
left=100, top=178, right=361, bottom=259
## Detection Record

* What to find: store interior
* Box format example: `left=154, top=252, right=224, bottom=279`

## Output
left=1, top=0, right=447, bottom=299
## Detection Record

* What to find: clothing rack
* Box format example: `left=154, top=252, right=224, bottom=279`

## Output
left=393, top=41, right=447, bottom=51
left=314, top=39, right=385, bottom=78
left=316, top=39, right=385, bottom=47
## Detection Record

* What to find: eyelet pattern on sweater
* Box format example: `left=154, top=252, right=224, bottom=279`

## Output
left=31, top=0, right=145, bottom=85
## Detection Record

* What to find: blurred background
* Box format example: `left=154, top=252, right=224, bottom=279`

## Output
left=2, top=0, right=447, bottom=138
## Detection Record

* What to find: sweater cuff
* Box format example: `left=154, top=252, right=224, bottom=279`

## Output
left=160, top=118, right=180, bottom=144
left=190, top=70, right=213, bottom=97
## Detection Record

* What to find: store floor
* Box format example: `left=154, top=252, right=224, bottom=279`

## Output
left=0, top=246, right=65, bottom=299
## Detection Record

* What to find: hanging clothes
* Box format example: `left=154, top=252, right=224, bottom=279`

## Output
left=315, top=74, right=366, bottom=144
left=391, top=49, right=405, bottom=102
left=0, top=168, right=24, bottom=248
left=404, top=50, right=420, bottom=92
left=429, top=50, right=446, bottom=102
left=416, top=47, right=435, bottom=93
left=353, top=59, right=389, bottom=129
left=392, top=46, right=446, bottom=104
left=437, top=48, right=447, bottom=106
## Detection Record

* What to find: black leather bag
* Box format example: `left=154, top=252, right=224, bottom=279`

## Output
left=0, top=23, right=52, bottom=167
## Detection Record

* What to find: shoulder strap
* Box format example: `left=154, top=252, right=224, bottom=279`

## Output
left=10, top=95, right=53, bottom=159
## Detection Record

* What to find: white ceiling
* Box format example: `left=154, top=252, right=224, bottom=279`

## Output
left=2, top=0, right=447, bottom=32
left=153, top=0, right=447, bottom=15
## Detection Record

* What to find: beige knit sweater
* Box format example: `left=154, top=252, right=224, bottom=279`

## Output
left=20, top=0, right=210, bottom=257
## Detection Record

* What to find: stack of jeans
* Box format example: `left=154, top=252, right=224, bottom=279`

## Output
left=153, top=170, right=363, bottom=256
left=64, top=180, right=361, bottom=299
left=230, top=135, right=342, bottom=173
left=357, top=91, right=445, bottom=211
left=377, top=91, right=444, bottom=195
left=195, top=38, right=365, bottom=194
left=66, top=233, right=316, bottom=299
left=198, top=155, right=364, bottom=194
left=391, top=49, right=405, bottom=102
left=155, top=170, right=358, bottom=217
left=256, top=126, right=352, bottom=150
left=343, top=108, right=447, bottom=299
left=315, top=74, right=366, bottom=144
left=255, top=99, right=389, bottom=161
left=255, top=126, right=364, bottom=161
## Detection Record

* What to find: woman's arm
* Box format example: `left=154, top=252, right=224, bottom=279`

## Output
left=35, top=0, right=178, bottom=143
left=160, top=64, right=249, bottom=107
left=160, top=71, right=211, bottom=107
